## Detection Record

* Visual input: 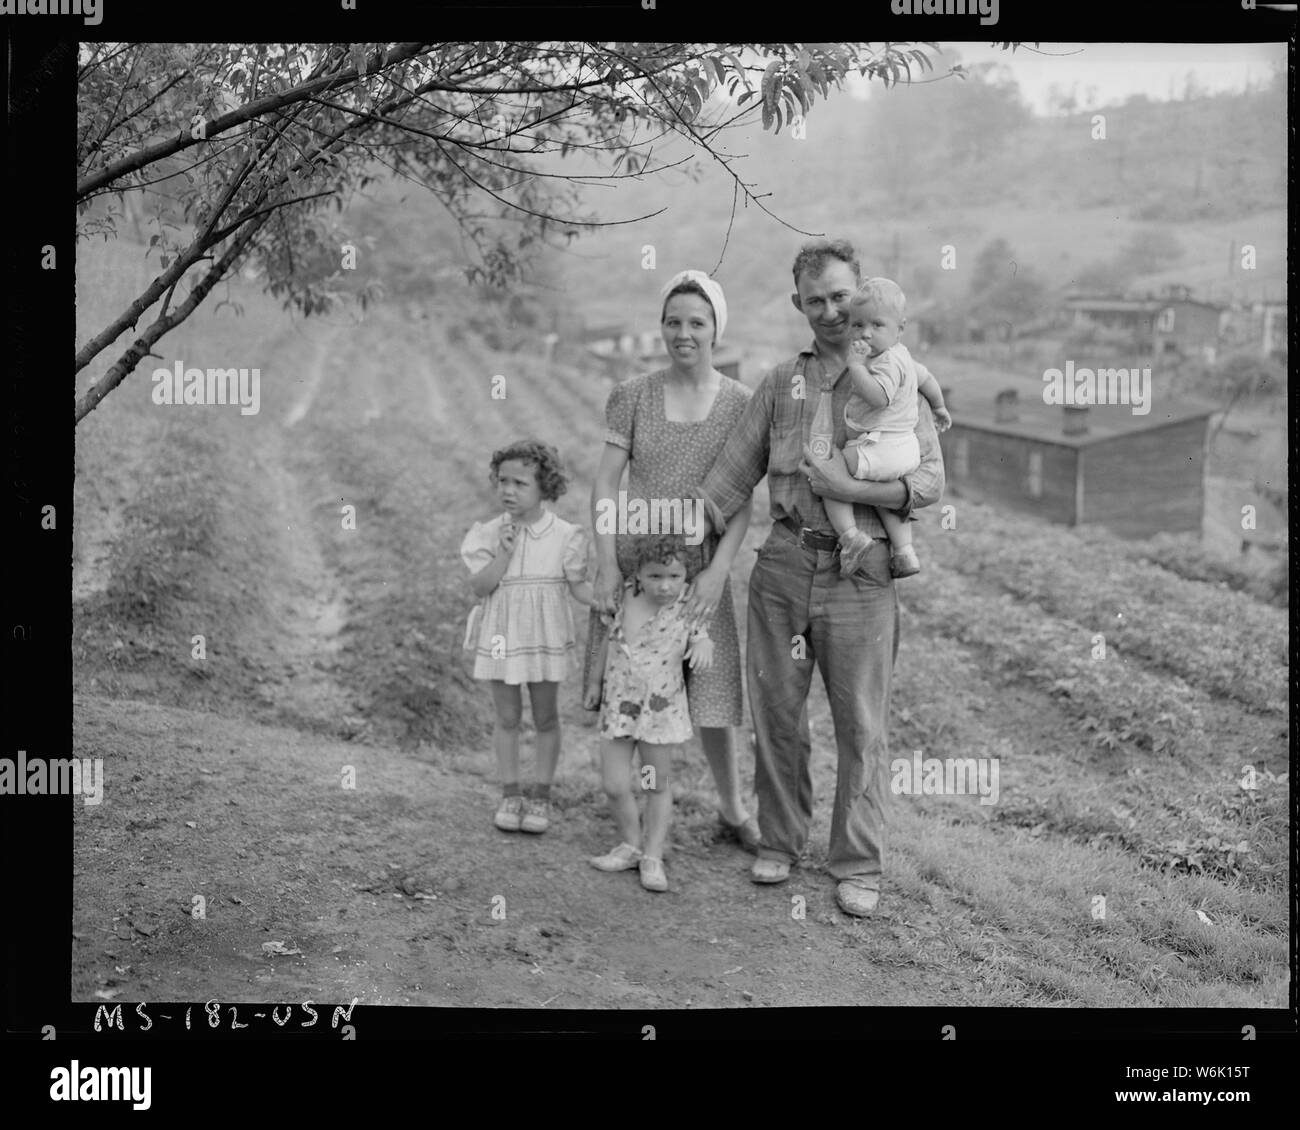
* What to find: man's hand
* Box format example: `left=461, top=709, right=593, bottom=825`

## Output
left=686, top=636, right=714, bottom=671
left=800, top=443, right=857, bottom=503
left=683, top=564, right=725, bottom=626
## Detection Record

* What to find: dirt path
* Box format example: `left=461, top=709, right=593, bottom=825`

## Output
left=73, top=694, right=986, bottom=1009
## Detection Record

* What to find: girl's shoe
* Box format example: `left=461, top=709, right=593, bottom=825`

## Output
left=639, top=856, right=668, bottom=892
left=589, top=842, right=642, bottom=871
left=520, top=798, right=550, bottom=834
left=493, top=795, right=525, bottom=832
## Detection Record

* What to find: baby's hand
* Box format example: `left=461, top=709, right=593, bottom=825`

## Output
left=849, top=339, right=870, bottom=360
left=932, top=406, right=953, bottom=432
left=686, top=637, right=714, bottom=671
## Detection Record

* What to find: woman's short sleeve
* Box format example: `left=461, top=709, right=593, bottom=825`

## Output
left=563, top=524, right=590, bottom=583
left=460, top=520, right=497, bottom=573
left=603, top=377, right=639, bottom=451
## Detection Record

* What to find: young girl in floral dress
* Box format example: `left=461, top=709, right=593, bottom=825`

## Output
left=589, top=533, right=713, bottom=893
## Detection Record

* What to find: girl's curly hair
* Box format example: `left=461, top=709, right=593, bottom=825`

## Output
left=489, top=438, right=568, bottom=501
left=629, top=532, right=692, bottom=581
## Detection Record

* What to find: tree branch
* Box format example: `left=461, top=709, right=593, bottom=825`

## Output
left=77, top=42, right=431, bottom=199
left=75, top=210, right=272, bottom=425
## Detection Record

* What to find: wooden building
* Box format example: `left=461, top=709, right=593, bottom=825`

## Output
left=1064, top=286, right=1226, bottom=362
left=939, top=387, right=1215, bottom=538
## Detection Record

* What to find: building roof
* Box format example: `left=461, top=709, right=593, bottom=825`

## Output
left=1065, top=296, right=1162, bottom=314
left=1065, top=292, right=1226, bottom=315
left=949, top=392, right=1216, bottom=447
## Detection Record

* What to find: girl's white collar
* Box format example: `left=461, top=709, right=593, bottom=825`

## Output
left=505, top=510, right=554, bottom=537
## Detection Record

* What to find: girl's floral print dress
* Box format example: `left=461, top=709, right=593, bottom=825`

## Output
left=598, top=586, right=709, bottom=745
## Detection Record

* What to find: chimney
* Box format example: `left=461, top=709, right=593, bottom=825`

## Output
left=1063, top=405, right=1089, bottom=435
left=994, top=388, right=1018, bottom=423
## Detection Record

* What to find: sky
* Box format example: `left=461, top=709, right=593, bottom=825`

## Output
left=852, top=42, right=1287, bottom=114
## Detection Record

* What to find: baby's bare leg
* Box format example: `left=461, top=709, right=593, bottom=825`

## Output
left=880, top=507, right=912, bottom=551
left=832, top=445, right=874, bottom=577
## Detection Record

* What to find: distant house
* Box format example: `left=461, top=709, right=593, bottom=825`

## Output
left=939, top=387, right=1215, bottom=538
left=581, top=324, right=742, bottom=382
left=1064, top=285, right=1226, bottom=362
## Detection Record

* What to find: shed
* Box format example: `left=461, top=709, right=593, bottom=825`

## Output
left=939, top=387, right=1215, bottom=538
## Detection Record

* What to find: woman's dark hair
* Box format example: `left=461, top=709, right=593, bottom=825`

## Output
left=661, top=280, right=717, bottom=342
left=791, top=238, right=861, bottom=288
left=488, top=438, right=568, bottom=501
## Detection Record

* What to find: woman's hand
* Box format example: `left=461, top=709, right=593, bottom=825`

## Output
left=684, top=563, right=726, bottom=625
left=800, top=443, right=857, bottom=503
left=592, top=562, right=622, bottom=616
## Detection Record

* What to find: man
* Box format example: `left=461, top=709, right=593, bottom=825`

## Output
left=698, top=239, right=945, bottom=917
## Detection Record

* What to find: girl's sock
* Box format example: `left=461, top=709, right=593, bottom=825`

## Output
left=528, top=783, right=552, bottom=801
left=502, top=782, right=522, bottom=798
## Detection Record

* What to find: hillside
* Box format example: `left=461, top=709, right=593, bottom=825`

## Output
left=72, top=232, right=1288, bottom=1009
left=541, top=66, right=1287, bottom=353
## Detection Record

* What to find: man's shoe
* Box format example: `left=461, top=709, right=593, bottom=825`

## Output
left=493, top=795, right=525, bottom=832
left=750, top=858, right=791, bottom=884
left=519, top=798, right=550, bottom=834
left=589, top=842, right=643, bottom=872
left=836, top=880, right=880, bottom=916
left=889, top=546, right=920, bottom=578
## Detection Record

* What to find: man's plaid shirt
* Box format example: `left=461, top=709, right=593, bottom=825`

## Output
left=701, top=340, right=945, bottom=538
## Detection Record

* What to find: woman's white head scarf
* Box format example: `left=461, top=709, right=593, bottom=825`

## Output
left=660, top=269, right=727, bottom=346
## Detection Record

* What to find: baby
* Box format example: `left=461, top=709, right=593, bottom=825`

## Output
left=825, top=277, right=951, bottom=578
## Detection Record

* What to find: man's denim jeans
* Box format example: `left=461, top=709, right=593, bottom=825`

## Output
left=746, top=524, right=899, bottom=888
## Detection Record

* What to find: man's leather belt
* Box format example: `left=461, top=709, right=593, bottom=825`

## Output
left=777, top=516, right=839, bottom=553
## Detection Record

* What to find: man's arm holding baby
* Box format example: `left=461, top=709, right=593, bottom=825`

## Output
left=800, top=395, right=945, bottom=517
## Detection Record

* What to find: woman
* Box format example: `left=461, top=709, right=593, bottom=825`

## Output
left=590, top=269, right=759, bottom=849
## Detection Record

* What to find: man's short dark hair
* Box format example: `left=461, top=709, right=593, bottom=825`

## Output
left=791, top=239, right=861, bottom=289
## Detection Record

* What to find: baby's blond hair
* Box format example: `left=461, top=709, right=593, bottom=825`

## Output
left=852, top=277, right=906, bottom=321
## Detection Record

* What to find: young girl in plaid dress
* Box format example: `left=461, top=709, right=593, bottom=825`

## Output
left=461, top=439, right=592, bottom=834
